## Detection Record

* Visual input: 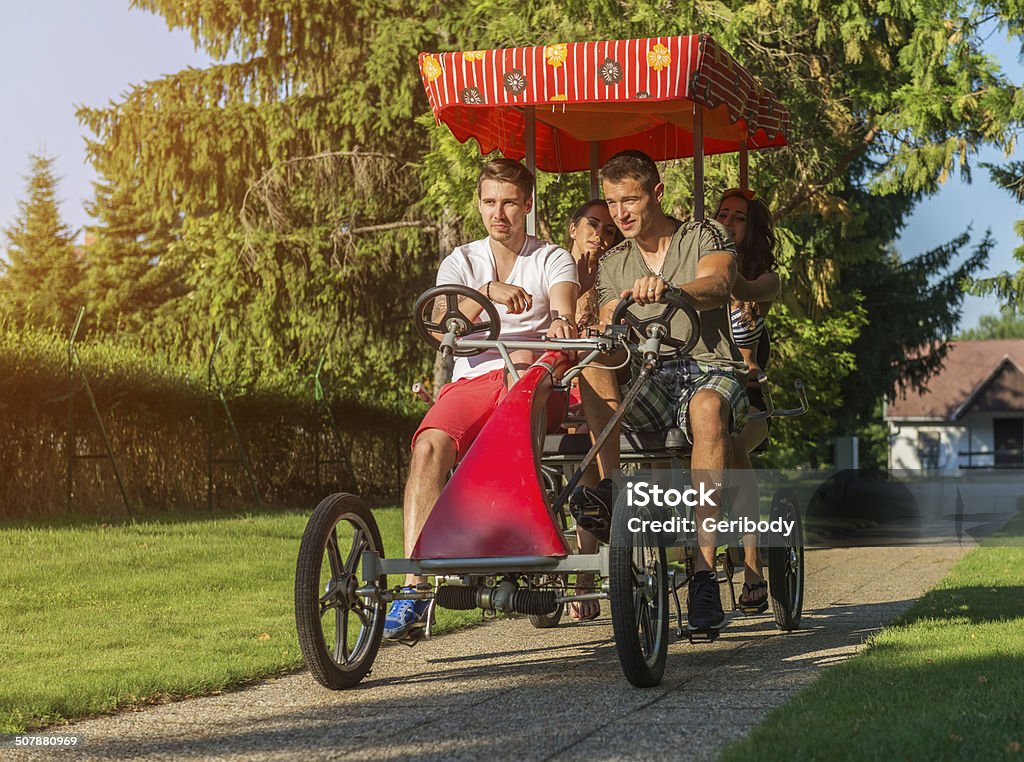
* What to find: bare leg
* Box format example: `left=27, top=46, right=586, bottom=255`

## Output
left=571, top=525, right=601, bottom=619
left=570, top=401, right=601, bottom=620
left=579, top=354, right=625, bottom=480
left=731, top=416, right=769, bottom=586
left=688, top=389, right=732, bottom=573
left=402, top=428, right=457, bottom=587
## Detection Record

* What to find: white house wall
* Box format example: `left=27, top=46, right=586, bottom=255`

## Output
left=887, top=414, right=998, bottom=473
left=888, top=423, right=963, bottom=472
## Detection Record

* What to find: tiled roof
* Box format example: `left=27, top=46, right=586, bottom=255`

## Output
left=884, top=340, right=1024, bottom=420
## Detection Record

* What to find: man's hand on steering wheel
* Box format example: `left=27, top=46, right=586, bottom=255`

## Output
left=621, top=275, right=668, bottom=306
left=486, top=281, right=533, bottom=314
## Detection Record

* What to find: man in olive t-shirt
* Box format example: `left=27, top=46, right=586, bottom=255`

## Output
left=577, top=150, right=749, bottom=633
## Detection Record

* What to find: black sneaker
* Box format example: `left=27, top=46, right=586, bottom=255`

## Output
left=569, top=478, right=614, bottom=544
left=686, top=569, right=725, bottom=631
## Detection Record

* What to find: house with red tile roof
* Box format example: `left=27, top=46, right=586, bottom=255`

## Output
left=883, top=340, right=1024, bottom=472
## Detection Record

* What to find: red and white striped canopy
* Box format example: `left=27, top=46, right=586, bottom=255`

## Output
left=418, top=34, right=790, bottom=172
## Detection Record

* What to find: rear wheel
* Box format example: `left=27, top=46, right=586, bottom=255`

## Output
left=767, top=488, right=804, bottom=631
left=295, top=493, right=385, bottom=689
left=609, top=502, right=668, bottom=687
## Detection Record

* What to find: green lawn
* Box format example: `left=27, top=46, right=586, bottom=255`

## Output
left=0, top=507, right=478, bottom=733
left=720, top=524, right=1024, bottom=761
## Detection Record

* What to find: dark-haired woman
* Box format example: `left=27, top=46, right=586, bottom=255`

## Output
left=565, top=199, right=620, bottom=620
left=715, top=188, right=780, bottom=611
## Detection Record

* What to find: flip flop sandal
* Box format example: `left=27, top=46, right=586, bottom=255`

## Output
left=569, top=599, right=601, bottom=621
left=738, top=580, right=769, bottom=613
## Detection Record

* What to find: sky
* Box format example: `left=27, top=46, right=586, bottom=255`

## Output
left=0, top=2, right=1020, bottom=332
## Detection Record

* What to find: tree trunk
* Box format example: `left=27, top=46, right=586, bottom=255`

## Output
left=432, top=209, right=458, bottom=392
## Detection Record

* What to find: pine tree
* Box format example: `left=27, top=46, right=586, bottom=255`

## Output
left=83, top=178, right=183, bottom=334
left=971, top=160, right=1024, bottom=309
left=0, top=154, right=83, bottom=330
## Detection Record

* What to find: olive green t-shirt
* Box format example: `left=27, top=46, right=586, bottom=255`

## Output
left=595, top=218, right=747, bottom=377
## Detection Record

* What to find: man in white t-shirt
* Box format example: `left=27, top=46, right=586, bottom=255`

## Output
left=385, top=158, right=579, bottom=640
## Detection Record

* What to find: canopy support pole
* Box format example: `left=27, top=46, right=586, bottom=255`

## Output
left=589, top=142, right=600, bottom=198
left=525, top=106, right=537, bottom=236
left=739, top=144, right=749, bottom=190
left=693, top=104, right=705, bottom=221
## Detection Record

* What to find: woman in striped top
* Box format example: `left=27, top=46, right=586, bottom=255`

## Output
left=715, top=188, right=781, bottom=611
left=565, top=199, right=621, bottom=621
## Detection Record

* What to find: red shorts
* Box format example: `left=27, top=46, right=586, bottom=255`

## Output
left=568, top=379, right=583, bottom=411
left=412, top=370, right=507, bottom=461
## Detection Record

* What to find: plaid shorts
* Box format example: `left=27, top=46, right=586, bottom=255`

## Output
left=620, top=356, right=749, bottom=444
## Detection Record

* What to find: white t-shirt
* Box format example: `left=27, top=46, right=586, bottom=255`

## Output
left=435, top=235, right=578, bottom=380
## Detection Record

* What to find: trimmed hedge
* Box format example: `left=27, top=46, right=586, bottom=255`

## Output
left=0, top=328, right=418, bottom=519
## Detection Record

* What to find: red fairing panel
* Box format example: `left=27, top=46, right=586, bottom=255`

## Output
left=412, top=351, right=572, bottom=559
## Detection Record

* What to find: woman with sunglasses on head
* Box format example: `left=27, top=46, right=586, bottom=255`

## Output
left=567, top=199, right=622, bottom=333
left=564, top=199, right=621, bottom=620
left=715, top=188, right=781, bottom=612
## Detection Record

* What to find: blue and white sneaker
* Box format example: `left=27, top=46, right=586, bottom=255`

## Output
left=383, top=588, right=430, bottom=640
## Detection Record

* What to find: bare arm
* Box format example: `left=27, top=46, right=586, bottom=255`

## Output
left=679, top=251, right=736, bottom=311
left=546, top=280, right=579, bottom=338
left=598, top=296, right=619, bottom=328
left=429, top=278, right=534, bottom=330
left=428, top=285, right=493, bottom=340
left=732, top=271, right=780, bottom=302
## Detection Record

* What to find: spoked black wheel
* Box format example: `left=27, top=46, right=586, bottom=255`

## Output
left=609, top=503, right=668, bottom=687
left=768, top=488, right=804, bottom=631
left=528, top=574, right=566, bottom=629
left=295, top=493, right=386, bottom=689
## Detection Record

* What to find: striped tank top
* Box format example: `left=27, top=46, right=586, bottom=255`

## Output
left=730, top=306, right=764, bottom=348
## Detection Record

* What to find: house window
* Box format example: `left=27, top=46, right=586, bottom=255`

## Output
left=993, top=418, right=1024, bottom=466
left=918, top=431, right=940, bottom=471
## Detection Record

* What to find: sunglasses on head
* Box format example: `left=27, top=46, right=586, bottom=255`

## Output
left=722, top=187, right=758, bottom=202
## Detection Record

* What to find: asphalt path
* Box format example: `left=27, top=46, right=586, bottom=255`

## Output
left=10, top=544, right=966, bottom=761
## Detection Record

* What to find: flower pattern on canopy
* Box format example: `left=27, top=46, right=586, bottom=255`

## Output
left=545, top=44, right=568, bottom=67
left=647, top=43, right=671, bottom=71
left=599, top=58, right=623, bottom=85
left=460, top=87, right=483, bottom=104
left=421, top=55, right=442, bottom=82
left=504, top=69, right=528, bottom=95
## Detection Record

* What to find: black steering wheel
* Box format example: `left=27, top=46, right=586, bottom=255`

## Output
left=611, top=287, right=701, bottom=355
left=413, top=284, right=501, bottom=357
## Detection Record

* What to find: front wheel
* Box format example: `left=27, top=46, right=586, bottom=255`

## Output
left=295, top=493, right=386, bottom=689
left=609, top=501, right=668, bottom=687
left=767, top=488, right=804, bottom=631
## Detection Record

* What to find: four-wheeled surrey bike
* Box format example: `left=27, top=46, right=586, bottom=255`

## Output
left=294, top=33, right=809, bottom=689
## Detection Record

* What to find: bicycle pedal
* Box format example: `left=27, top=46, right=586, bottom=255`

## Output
left=737, top=602, right=769, bottom=615
left=686, top=627, right=721, bottom=644
left=396, top=623, right=429, bottom=648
